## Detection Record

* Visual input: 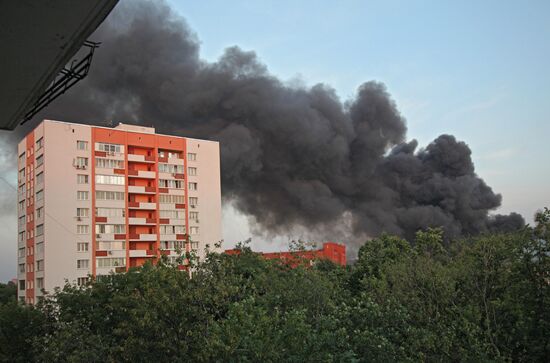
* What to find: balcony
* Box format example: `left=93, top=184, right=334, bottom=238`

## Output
left=129, top=249, right=157, bottom=258
left=167, top=156, right=184, bottom=165
left=128, top=170, right=155, bottom=179
left=128, top=202, right=156, bottom=210
left=128, top=185, right=156, bottom=194
left=128, top=233, right=157, bottom=241
left=128, top=217, right=157, bottom=225
left=129, top=249, right=146, bottom=257
left=128, top=154, right=155, bottom=163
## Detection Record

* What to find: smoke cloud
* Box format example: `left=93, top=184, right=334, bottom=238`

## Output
left=2, top=0, right=524, bottom=246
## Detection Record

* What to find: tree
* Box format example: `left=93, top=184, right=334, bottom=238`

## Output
left=0, top=281, right=16, bottom=305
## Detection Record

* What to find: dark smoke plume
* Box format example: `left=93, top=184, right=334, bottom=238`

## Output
left=6, top=0, right=524, bottom=243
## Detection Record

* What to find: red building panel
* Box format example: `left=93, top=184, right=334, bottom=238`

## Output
left=225, top=242, right=346, bottom=267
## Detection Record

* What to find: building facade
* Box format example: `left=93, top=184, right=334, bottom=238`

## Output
left=17, top=120, right=222, bottom=304
left=225, top=242, right=347, bottom=267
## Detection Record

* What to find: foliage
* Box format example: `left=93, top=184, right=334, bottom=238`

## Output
left=0, top=210, right=549, bottom=362
left=0, top=281, right=16, bottom=305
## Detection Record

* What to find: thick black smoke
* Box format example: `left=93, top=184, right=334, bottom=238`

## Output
left=10, top=0, right=524, bottom=242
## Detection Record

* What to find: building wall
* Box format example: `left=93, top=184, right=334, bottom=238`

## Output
left=43, top=121, right=92, bottom=293
left=16, top=119, right=223, bottom=302
left=17, top=136, right=26, bottom=302
left=187, top=138, right=223, bottom=259
left=225, top=242, right=347, bottom=267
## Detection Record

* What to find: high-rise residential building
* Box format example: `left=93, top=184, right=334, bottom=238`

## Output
left=16, top=119, right=222, bottom=304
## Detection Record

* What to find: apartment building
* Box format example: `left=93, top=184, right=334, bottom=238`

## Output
left=16, top=120, right=222, bottom=304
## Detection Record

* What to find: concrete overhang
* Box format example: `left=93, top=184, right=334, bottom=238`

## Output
left=0, top=0, right=119, bottom=130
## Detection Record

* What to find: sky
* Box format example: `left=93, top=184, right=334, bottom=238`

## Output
left=1, top=0, right=550, bottom=281
left=164, top=0, right=550, bottom=237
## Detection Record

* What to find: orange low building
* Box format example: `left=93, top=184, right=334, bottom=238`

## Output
left=225, top=242, right=346, bottom=266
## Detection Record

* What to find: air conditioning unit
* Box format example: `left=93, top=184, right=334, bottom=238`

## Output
left=76, top=217, right=82, bottom=221
left=81, top=165, right=87, bottom=170
left=108, top=250, right=113, bottom=255
left=96, top=234, right=101, bottom=239
left=191, top=205, right=196, bottom=208
left=195, top=219, right=199, bottom=223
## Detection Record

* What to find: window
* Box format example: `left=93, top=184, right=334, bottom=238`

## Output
left=36, top=154, right=44, bottom=166
left=190, top=226, right=199, bottom=235
left=36, top=172, right=44, bottom=184
left=36, top=189, right=43, bottom=201
left=188, top=167, right=197, bottom=176
left=19, top=264, right=25, bottom=273
left=189, top=197, right=198, bottom=207
left=77, top=259, right=89, bottom=269
left=188, top=153, right=196, bottom=161
left=160, top=241, right=185, bottom=250
left=159, top=179, right=183, bottom=188
left=95, top=174, right=125, bottom=185
left=77, top=277, right=89, bottom=286
left=18, top=168, right=25, bottom=183
left=19, top=152, right=25, bottom=164
left=159, top=210, right=185, bottom=219
left=159, top=225, right=185, bottom=235
left=75, top=157, right=88, bottom=168
left=95, top=191, right=124, bottom=201
left=159, top=150, right=180, bottom=159
left=77, top=140, right=88, bottom=150
left=36, top=260, right=44, bottom=271
left=95, top=208, right=125, bottom=217
left=77, top=191, right=89, bottom=200
left=77, top=208, right=89, bottom=218
left=36, top=242, right=44, bottom=254
left=36, top=207, right=43, bottom=218
left=159, top=195, right=185, bottom=204
left=19, top=280, right=25, bottom=290
left=188, top=182, right=197, bottom=191
left=36, top=137, right=43, bottom=150
left=95, top=224, right=125, bottom=234
left=189, top=212, right=199, bottom=221
left=158, top=163, right=184, bottom=174
left=97, top=258, right=125, bottom=268
left=97, top=241, right=125, bottom=250
left=77, top=225, right=89, bottom=234
left=77, top=242, right=89, bottom=252
left=77, top=174, right=89, bottom=184
left=36, top=278, right=44, bottom=289
left=18, top=247, right=25, bottom=258
left=19, top=232, right=25, bottom=243
left=36, top=224, right=44, bottom=236
left=18, top=183, right=25, bottom=199
left=95, top=158, right=124, bottom=169
left=191, top=241, right=199, bottom=250
left=96, top=143, right=122, bottom=154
